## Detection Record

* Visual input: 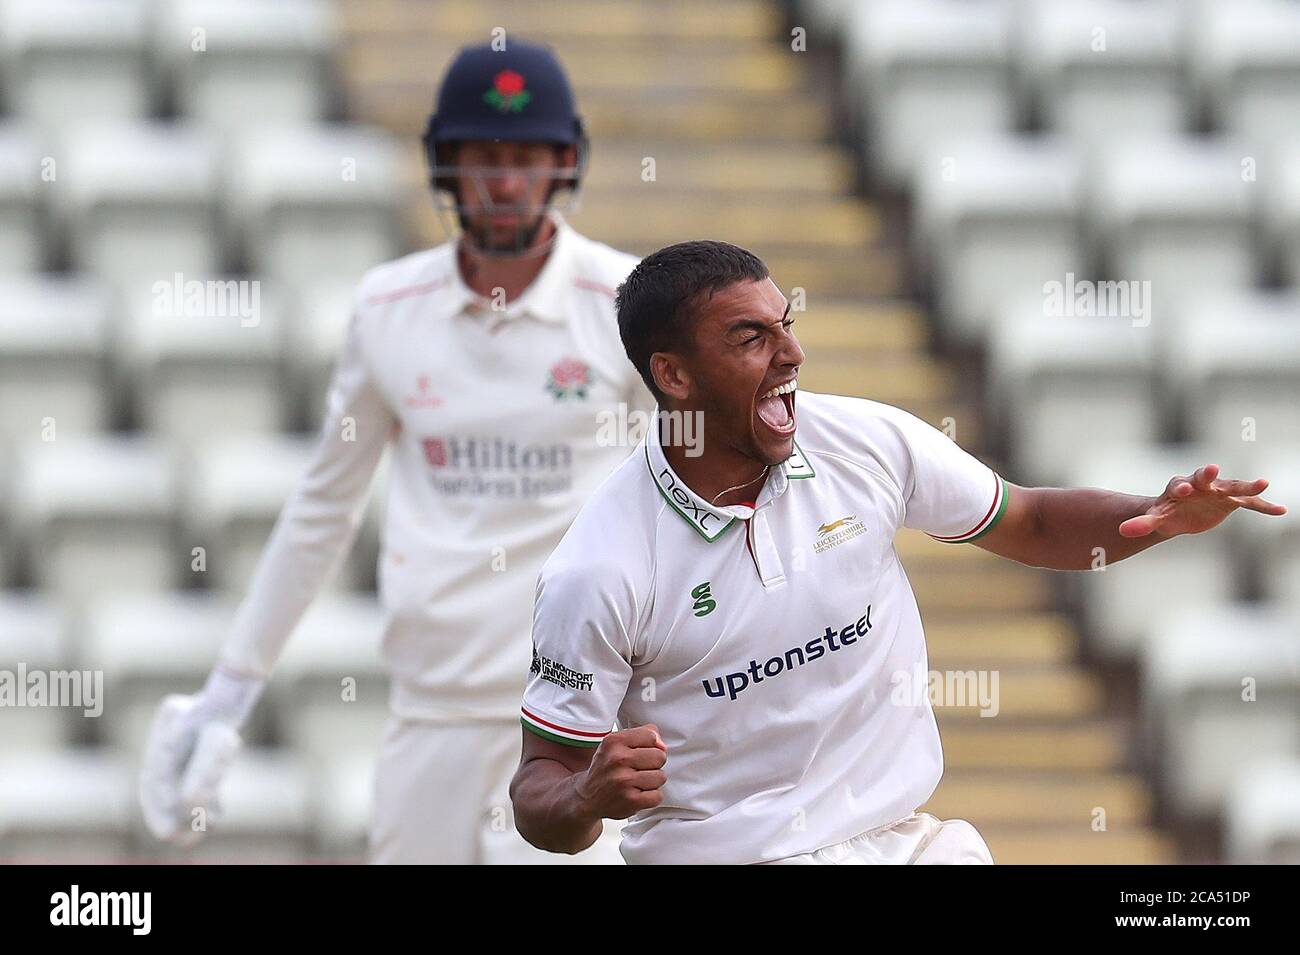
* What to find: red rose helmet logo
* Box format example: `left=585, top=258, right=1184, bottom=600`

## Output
left=483, top=69, right=531, bottom=113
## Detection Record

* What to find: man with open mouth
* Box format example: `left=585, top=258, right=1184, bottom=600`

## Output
left=509, top=239, right=1287, bottom=865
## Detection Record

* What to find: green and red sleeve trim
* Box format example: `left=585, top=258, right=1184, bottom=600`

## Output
left=521, top=707, right=608, bottom=748
left=928, top=472, right=1010, bottom=544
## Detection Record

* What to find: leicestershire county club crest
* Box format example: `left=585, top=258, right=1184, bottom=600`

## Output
left=483, top=69, right=531, bottom=113
left=545, top=356, right=590, bottom=400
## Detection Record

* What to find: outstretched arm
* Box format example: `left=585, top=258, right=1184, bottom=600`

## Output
left=972, top=465, right=1286, bottom=570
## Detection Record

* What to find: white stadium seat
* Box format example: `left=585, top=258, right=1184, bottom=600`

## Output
left=0, top=592, right=71, bottom=751
left=0, top=750, right=132, bottom=860
left=119, top=276, right=285, bottom=446
left=0, top=0, right=149, bottom=131
left=156, top=0, right=336, bottom=132
left=843, top=0, right=1014, bottom=187
left=987, top=300, right=1160, bottom=486
left=185, top=435, right=375, bottom=594
left=226, top=126, right=402, bottom=289
left=801, top=0, right=857, bottom=35
left=0, top=124, right=47, bottom=272
left=1070, top=444, right=1240, bottom=658
left=913, top=135, right=1085, bottom=345
left=1088, top=137, right=1256, bottom=312
left=0, top=275, right=111, bottom=444
left=11, top=435, right=179, bottom=608
left=1229, top=447, right=1300, bottom=616
left=288, top=279, right=355, bottom=429
left=1188, top=0, right=1300, bottom=151
left=1164, top=292, right=1300, bottom=453
left=1225, top=757, right=1300, bottom=863
left=1261, top=136, right=1300, bottom=288
left=82, top=591, right=230, bottom=755
left=135, top=749, right=313, bottom=862
left=315, top=750, right=375, bottom=859
left=0, top=444, right=9, bottom=585
left=53, top=123, right=221, bottom=290
left=1016, top=0, right=1185, bottom=148
left=1142, top=603, right=1300, bottom=816
left=272, top=595, right=387, bottom=767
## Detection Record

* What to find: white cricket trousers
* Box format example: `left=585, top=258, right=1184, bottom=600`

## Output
left=766, top=812, right=995, bottom=865
left=368, top=717, right=624, bottom=864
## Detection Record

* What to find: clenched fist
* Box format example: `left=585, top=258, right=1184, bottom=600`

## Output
left=574, top=724, right=668, bottom=819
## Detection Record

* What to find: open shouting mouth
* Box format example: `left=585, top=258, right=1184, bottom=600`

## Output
left=755, top=377, right=797, bottom=438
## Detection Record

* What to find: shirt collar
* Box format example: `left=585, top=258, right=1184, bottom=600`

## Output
left=436, top=211, right=574, bottom=325
left=643, top=408, right=816, bottom=543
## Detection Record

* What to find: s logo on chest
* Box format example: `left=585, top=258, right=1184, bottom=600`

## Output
left=691, top=581, right=717, bottom=617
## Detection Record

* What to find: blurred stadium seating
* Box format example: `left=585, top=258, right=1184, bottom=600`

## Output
left=0, top=0, right=1294, bottom=864
left=824, top=0, right=1300, bottom=863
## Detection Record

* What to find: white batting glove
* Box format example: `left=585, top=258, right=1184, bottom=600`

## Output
left=139, top=668, right=264, bottom=847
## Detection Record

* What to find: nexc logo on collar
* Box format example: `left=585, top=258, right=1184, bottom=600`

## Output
left=656, top=466, right=734, bottom=542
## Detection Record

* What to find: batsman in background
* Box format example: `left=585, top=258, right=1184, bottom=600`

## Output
left=139, top=41, right=650, bottom=863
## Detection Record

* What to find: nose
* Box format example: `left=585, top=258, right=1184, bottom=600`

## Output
left=777, top=325, right=805, bottom=370
left=489, top=168, right=528, bottom=200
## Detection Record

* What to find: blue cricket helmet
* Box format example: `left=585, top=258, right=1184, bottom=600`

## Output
left=422, top=39, right=588, bottom=195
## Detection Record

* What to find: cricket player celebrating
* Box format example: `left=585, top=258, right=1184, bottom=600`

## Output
left=139, top=41, right=649, bottom=863
left=509, top=240, right=1288, bottom=865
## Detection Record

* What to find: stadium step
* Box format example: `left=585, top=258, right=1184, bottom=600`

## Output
left=940, top=722, right=1128, bottom=772
left=340, top=0, right=781, bottom=44
left=927, top=613, right=1078, bottom=666
left=981, top=828, right=1175, bottom=864
left=408, top=198, right=881, bottom=256
left=923, top=772, right=1153, bottom=825
left=344, top=41, right=802, bottom=95
left=795, top=301, right=928, bottom=353
left=349, top=83, right=832, bottom=142
left=584, top=145, right=855, bottom=196
left=907, top=570, right=1053, bottom=613
left=922, top=668, right=1105, bottom=720
left=402, top=148, right=855, bottom=198
left=799, top=356, right=955, bottom=405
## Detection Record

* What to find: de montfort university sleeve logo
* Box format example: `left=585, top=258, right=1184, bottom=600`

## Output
left=484, top=69, right=531, bottom=113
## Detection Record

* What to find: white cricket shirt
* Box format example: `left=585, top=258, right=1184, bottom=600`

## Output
left=219, top=214, right=651, bottom=720
left=521, top=391, right=1009, bottom=864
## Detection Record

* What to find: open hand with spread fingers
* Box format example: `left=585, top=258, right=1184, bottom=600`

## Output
left=1118, top=464, right=1288, bottom=539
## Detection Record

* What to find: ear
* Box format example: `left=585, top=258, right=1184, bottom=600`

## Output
left=650, top=352, right=691, bottom=402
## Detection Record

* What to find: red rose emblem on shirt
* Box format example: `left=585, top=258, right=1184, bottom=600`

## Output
left=546, top=357, right=590, bottom=399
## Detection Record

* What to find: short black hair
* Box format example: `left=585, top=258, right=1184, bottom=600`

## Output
left=616, top=240, right=769, bottom=401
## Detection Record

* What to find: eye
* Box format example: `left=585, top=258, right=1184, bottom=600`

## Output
left=742, top=335, right=762, bottom=345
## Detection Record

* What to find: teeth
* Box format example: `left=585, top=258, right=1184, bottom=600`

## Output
left=761, top=379, right=798, bottom=400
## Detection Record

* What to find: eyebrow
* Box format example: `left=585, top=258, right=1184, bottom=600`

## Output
left=725, top=300, right=793, bottom=336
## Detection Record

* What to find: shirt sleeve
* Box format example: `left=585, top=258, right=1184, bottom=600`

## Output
left=889, top=407, right=1010, bottom=544
left=521, top=560, right=635, bottom=748
left=218, top=297, right=396, bottom=677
